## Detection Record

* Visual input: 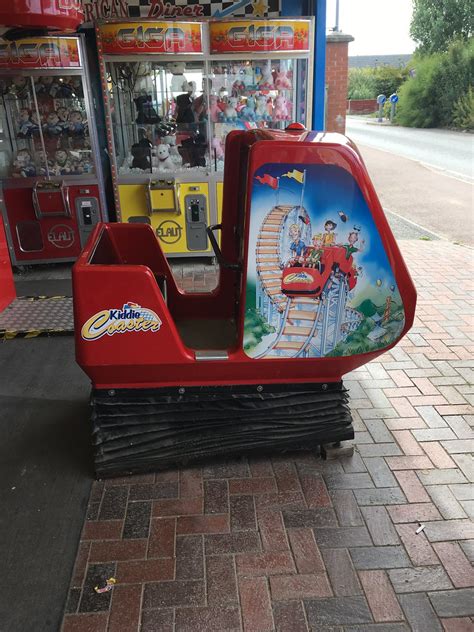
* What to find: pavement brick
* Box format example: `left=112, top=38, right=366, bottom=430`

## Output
left=389, top=566, right=452, bottom=593
left=364, top=457, right=399, bottom=487
left=272, top=601, right=308, bottom=632
left=395, top=523, right=439, bottom=566
left=239, top=577, right=274, bottom=631
left=116, top=558, right=174, bottom=584
left=393, top=470, right=431, bottom=503
left=322, top=548, right=362, bottom=596
left=270, top=573, right=333, bottom=600
left=399, top=593, right=443, bottom=632
left=287, top=528, right=325, bottom=574
left=350, top=546, right=410, bottom=570
left=174, top=606, right=241, bottom=632
left=230, top=495, right=257, bottom=532
left=425, top=485, right=467, bottom=519
left=330, top=490, right=364, bottom=525
left=204, top=480, right=229, bottom=514
left=108, top=584, right=141, bottom=632
left=323, top=472, right=374, bottom=489
left=420, top=442, right=457, bottom=468
left=304, top=595, right=373, bottom=626
left=282, top=508, right=337, bottom=529
left=177, top=514, right=229, bottom=535
left=257, top=509, right=289, bottom=552
left=392, top=430, right=425, bottom=455
left=313, top=526, right=372, bottom=549
left=176, top=535, right=204, bottom=581
left=387, top=503, right=442, bottom=523
left=143, top=580, right=205, bottom=609
left=440, top=618, right=474, bottom=632
left=417, top=469, right=468, bottom=486
left=428, top=588, right=474, bottom=618
left=386, top=456, right=435, bottom=470
left=147, top=518, right=176, bottom=559
left=206, top=554, right=239, bottom=606
left=236, top=551, right=295, bottom=577
left=354, top=487, right=407, bottom=506
left=361, top=506, right=399, bottom=545
left=449, top=483, right=474, bottom=501
left=433, top=542, right=474, bottom=588
left=359, top=570, right=404, bottom=622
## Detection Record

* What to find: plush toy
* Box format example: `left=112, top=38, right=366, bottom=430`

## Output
left=275, top=69, right=292, bottom=90
left=179, top=131, right=207, bottom=168
left=11, top=76, right=29, bottom=96
left=273, top=95, right=290, bottom=121
left=52, top=149, right=71, bottom=175
left=17, top=109, right=36, bottom=137
left=243, top=65, right=255, bottom=88
left=134, top=94, right=160, bottom=124
left=156, top=143, right=175, bottom=171
left=162, top=135, right=182, bottom=165
left=44, top=111, right=63, bottom=136
left=131, top=138, right=152, bottom=171
left=209, top=95, right=221, bottom=123
left=240, top=96, right=256, bottom=122
left=259, top=61, right=274, bottom=90
left=255, top=95, right=271, bottom=121
left=67, top=110, right=87, bottom=149
left=211, top=137, right=224, bottom=160
left=221, top=97, right=238, bottom=122
left=68, top=77, right=84, bottom=98
left=12, top=149, right=36, bottom=177
left=232, top=79, right=246, bottom=96
left=168, top=62, right=187, bottom=93
left=175, top=93, right=195, bottom=125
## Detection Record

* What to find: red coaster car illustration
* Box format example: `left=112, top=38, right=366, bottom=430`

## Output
left=281, top=246, right=358, bottom=298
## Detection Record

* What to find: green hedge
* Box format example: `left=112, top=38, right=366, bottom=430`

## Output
left=396, top=38, right=474, bottom=128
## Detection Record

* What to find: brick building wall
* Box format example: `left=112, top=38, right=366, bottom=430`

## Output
left=325, top=32, right=354, bottom=133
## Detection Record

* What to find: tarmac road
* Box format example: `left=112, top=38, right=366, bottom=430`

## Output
left=346, top=115, right=473, bottom=182
left=345, top=117, right=474, bottom=246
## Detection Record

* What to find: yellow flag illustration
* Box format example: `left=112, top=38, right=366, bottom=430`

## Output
left=282, top=169, right=305, bottom=183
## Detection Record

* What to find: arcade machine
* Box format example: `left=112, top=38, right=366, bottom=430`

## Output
left=73, top=127, right=416, bottom=476
left=0, top=29, right=107, bottom=266
left=94, top=18, right=313, bottom=259
left=0, top=213, right=15, bottom=312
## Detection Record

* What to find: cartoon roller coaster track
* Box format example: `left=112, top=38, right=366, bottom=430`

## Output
left=254, top=205, right=363, bottom=359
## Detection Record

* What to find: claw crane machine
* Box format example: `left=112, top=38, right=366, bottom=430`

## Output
left=95, top=15, right=314, bottom=259
left=0, top=2, right=108, bottom=266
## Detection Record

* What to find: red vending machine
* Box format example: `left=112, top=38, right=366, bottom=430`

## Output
left=0, top=35, right=107, bottom=266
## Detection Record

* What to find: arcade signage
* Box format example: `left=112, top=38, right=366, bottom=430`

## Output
left=0, top=38, right=81, bottom=69
left=210, top=20, right=311, bottom=53
left=98, top=21, right=203, bottom=54
left=83, top=0, right=280, bottom=23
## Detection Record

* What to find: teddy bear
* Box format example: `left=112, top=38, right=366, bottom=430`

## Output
left=275, top=69, right=292, bottom=90
left=168, top=62, right=188, bottom=93
left=273, top=95, right=290, bottom=121
left=131, top=137, right=152, bottom=171
left=134, top=94, right=160, bottom=124
left=162, top=135, right=182, bottom=165
left=12, top=149, right=36, bottom=178
left=255, top=95, right=271, bottom=121
left=259, top=61, right=274, bottom=90
left=175, top=93, right=195, bottom=125
left=156, top=143, right=175, bottom=171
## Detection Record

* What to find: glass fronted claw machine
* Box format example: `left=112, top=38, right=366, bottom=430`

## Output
left=95, top=18, right=313, bottom=260
left=0, top=35, right=107, bottom=265
left=207, top=18, right=313, bottom=221
left=96, top=20, right=213, bottom=259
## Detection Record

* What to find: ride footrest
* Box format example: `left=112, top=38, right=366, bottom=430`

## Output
left=91, top=382, right=354, bottom=477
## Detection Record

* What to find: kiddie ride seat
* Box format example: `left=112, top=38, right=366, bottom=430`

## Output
left=73, top=126, right=416, bottom=477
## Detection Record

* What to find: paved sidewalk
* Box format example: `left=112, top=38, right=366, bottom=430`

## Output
left=61, top=240, right=474, bottom=632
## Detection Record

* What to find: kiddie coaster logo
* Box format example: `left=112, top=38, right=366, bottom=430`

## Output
left=81, top=302, right=162, bottom=341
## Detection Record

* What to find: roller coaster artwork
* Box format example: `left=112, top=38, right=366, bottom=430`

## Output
left=245, top=161, right=407, bottom=360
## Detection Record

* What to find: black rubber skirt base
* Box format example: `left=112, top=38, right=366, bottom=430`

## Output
left=92, top=382, right=354, bottom=478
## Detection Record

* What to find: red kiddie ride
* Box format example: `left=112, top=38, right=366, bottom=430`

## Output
left=73, top=126, right=416, bottom=477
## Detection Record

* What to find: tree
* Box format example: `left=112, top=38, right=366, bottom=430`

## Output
left=410, top=0, right=473, bottom=54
